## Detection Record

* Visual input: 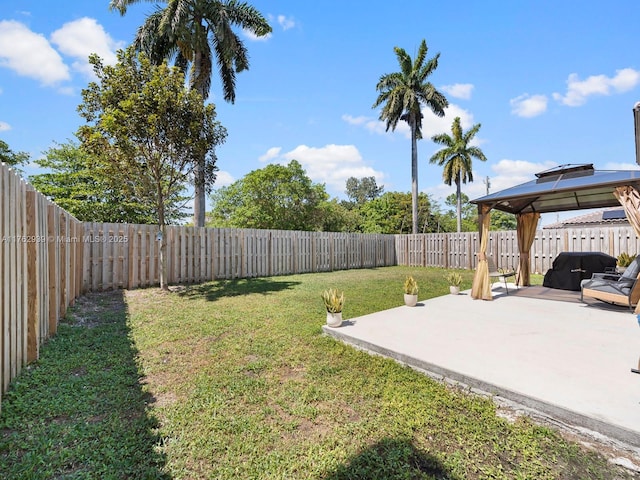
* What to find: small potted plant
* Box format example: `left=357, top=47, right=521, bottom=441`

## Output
left=403, top=275, right=419, bottom=306
left=445, top=271, right=463, bottom=295
left=322, top=288, right=344, bottom=327
left=617, top=252, right=636, bottom=273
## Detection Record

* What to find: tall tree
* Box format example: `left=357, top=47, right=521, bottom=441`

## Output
left=208, top=160, right=329, bottom=231
left=372, top=39, right=448, bottom=234
left=29, top=140, right=158, bottom=223
left=0, top=139, right=29, bottom=174
left=345, top=176, right=384, bottom=206
left=443, top=192, right=477, bottom=232
left=77, top=48, right=226, bottom=289
left=359, top=191, right=433, bottom=234
left=430, top=116, right=487, bottom=233
left=110, top=0, right=272, bottom=227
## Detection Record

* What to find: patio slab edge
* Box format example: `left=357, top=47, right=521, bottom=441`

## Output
left=322, top=325, right=640, bottom=451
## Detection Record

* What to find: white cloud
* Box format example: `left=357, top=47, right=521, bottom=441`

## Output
left=258, top=146, right=282, bottom=162
left=0, top=20, right=69, bottom=85
left=342, top=114, right=387, bottom=135
left=277, top=15, right=296, bottom=30
left=553, top=68, right=640, bottom=107
left=603, top=161, right=640, bottom=171
left=430, top=158, right=556, bottom=203
left=489, top=159, right=557, bottom=191
left=342, top=114, right=366, bottom=126
left=50, top=17, right=122, bottom=78
left=441, top=83, right=474, bottom=100
left=0, top=121, right=11, bottom=131
left=260, top=143, right=385, bottom=193
left=353, top=103, right=480, bottom=141
left=424, top=104, right=478, bottom=139
left=213, top=170, right=235, bottom=187
left=510, top=94, right=548, bottom=118
left=423, top=167, right=490, bottom=203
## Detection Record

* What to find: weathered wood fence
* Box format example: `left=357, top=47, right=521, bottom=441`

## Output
left=397, top=227, right=640, bottom=274
left=4, top=157, right=640, bottom=405
left=1, top=163, right=83, bottom=407
left=81, top=223, right=398, bottom=290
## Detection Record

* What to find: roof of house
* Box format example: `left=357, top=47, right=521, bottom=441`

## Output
left=543, top=207, right=629, bottom=229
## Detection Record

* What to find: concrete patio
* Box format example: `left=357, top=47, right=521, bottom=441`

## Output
left=322, top=284, right=640, bottom=452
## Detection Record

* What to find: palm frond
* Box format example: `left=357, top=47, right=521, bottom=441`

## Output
left=467, top=146, right=487, bottom=162
left=212, top=34, right=237, bottom=103
left=117, top=0, right=269, bottom=105
left=109, top=0, right=151, bottom=15
left=413, top=39, right=428, bottom=70
left=393, top=47, right=413, bottom=77
left=215, top=0, right=272, bottom=37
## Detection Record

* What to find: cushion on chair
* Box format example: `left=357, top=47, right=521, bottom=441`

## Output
left=620, top=257, right=640, bottom=280
left=580, top=279, right=634, bottom=296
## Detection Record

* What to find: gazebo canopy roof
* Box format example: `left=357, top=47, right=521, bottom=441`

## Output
left=470, top=164, right=640, bottom=214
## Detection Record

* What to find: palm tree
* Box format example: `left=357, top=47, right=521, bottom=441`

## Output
left=110, top=0, right=271, bottom=227
left=429, top=116, right=487, bottom=232
left=372, top=39, right=448, bottom=234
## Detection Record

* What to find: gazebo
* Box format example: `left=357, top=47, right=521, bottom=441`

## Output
left=469, top=164, right=640, bottom=307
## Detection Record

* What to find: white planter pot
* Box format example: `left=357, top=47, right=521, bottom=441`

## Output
left=326, top=311, right=343, bottom=327
left=404, top=293, right=418, bottom=307
left=449, top=285, right=460, bottom=295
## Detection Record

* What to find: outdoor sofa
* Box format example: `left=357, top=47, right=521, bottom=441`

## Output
left=580, top=257, right=640, bottom=310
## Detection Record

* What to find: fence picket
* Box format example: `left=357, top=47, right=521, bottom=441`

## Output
left=0, top=164, right=83, bottom=407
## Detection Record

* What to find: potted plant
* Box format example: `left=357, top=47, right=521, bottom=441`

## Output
left=617, top=252, right=636, bottom=273
left=445, top=271, right=463, bottom=295
left=403, top=275, right=419, bottom=306
left=322, top=288, right=344, bottom=327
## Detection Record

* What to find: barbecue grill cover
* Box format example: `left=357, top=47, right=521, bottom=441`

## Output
left=543, top=252, right=617, bottom=291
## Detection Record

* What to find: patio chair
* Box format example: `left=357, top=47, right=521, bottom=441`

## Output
left=487, top=257, right=517, bottom=294
left=580, top=257, right=640, bottom=310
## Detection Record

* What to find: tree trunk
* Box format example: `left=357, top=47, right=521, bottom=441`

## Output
left=192, top=43, right=207, bottom=228
left=157, top=189, right=169, bottom=291
left=456, top=175, right=462, bottom=233
left=193, top=161, right=206, bottom=227
left=410, top=122, right=419, bottom=235
left=159, top=223, right=168, bottom=291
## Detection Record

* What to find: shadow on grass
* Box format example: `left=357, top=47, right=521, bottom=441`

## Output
left=322, top=437, right=460, bottom=480
left=0, top=290, right=170, bottom=479
left=176, top=277, right=300, bottom=302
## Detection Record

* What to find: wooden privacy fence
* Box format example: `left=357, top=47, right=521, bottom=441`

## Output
left=397, top=226, right=640, bottom=273
left=82, top=223, right=398, bottom=290
left=0, top=163, right=83, bottom=407
left=82, top=223, right=640, bottom=290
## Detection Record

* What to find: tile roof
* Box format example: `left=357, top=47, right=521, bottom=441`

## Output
left=543, top=207, right=629, bottom=229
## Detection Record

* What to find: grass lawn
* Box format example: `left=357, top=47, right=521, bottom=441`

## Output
left=0, top=266, right=637, bottom=479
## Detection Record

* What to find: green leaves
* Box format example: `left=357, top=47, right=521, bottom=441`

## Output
left=77, top=48, right=226, bottom=228
left=208, top=160, right=329, bottom=231
left=0, top=139, right=29, bottom=175
left=373, top=39, right=448, bottom=137
left=29, top=140, right=158, bottom=223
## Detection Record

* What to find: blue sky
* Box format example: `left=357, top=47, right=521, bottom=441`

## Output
left=2, top=0, right=640, bottom=227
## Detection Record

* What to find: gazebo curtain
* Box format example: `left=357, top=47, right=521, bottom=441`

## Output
left=613, top=185, right=640, bottom=314
left=516, top=212, right=540, bottom=286
left=471, top=204, right=492, bottom=300
left=614, top=185, right=640, bottom=235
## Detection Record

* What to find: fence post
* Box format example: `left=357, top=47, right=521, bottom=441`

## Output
left=26, top=191, right=39, bottom=363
